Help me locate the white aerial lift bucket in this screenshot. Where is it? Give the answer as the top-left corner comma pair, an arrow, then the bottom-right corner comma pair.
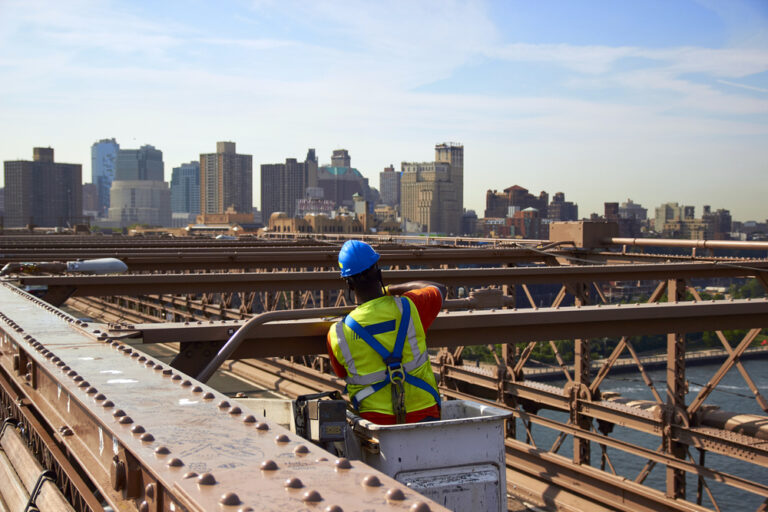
345,400 -> 512,512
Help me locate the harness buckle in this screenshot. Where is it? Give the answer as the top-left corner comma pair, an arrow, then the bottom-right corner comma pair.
386,363 -> 405,383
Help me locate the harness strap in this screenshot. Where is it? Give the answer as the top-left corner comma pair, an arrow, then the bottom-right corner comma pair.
345,351 -> 428,385
343,297 -> 438,416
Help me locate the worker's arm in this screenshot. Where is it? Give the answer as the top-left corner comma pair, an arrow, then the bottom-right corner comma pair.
387,281 -> 446,301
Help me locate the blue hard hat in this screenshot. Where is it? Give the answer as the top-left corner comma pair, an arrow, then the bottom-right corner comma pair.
338,240 -> 380,278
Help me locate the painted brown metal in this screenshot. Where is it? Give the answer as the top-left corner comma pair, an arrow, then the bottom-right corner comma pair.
129,299 -> 768,355
17,261 -> 768,305
0,283 -> 448,512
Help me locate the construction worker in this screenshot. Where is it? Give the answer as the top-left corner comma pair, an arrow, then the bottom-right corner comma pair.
327,240 -> 446,424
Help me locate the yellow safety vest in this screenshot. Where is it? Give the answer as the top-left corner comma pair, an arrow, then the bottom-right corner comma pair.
328,295 -> 440,416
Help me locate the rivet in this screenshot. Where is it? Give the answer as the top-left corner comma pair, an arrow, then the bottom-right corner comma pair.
410,503 -> 431,512
74,376 -> 84,383
239,508 -> 254,512
255,422 -> 269,431
219,492 -> 241,506
56,361 -> 65,367
119,416 -> 133,425
140,433 -> 155,443
139,501 -> 149,512
87,387 -> 97,394
153,364 -> 163,371
386,488 -> 406,501
102,400 -> 114,408
203,392 -> 215,400
181,380 -> 192,387
131,425 -> 146,434
145,361 -> 154,367
67,370 -> 77,377
192,386 -> 203,393
275,434 -> 290,444
303,490 -> 322,502
113,409 -> 126,418
183,472 -> 198,479
171,375 -> 182,381
316,457 -> 328,462
362,475 -> 381,487
218,400 -> 230,409
335,458 -> 352,470
197,473 -> 216,485
167,458 -> 183,468
324,506 -> 343,512
243,415 -> 256,424
145,483 -> 156,500
260,460 -> 278,471
78,381 -> 89,388
229,406 -> 242,415
130,352 -> 139,358
162,369 -> 172,376
155,446 -> 170,456
94,394 -> 106,401
62,366 -> 70,371
284,477 -> 303,489
294,445 -> 310,456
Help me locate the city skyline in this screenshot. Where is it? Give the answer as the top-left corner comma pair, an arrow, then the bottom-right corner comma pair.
0,0 -> 766,221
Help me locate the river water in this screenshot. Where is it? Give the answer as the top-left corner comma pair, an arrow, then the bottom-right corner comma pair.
525,360 -> 768,511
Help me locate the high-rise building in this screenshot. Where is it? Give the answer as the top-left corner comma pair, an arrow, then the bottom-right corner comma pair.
379,165 -> 401,207
115,145 -> 163,181
170,162 -> 201,214
654,202 -> 691,233
317,149 -> 372,209
108,145 -> 170,227
436,143 -> 463,226
619,199 -> 647,221
261,158 -> 307,218
401,143 -> 463,234
548,192 -> 578,221
3,148 -> 82,228
200,142 -> 253,218
604,202 -> 619,222
485,186 -> 548,218
82,183 -> 99,216
702,206 -> 732,240
0,187 -> 4,219
331,149 -> 351,168
305,149 -> 318,189
91,138 -> 119,215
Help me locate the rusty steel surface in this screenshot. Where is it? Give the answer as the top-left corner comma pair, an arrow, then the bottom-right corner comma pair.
0,282 -> 447,512
16,260 -> 768,300
129,299 -> 768,355
3,234 -> 768,512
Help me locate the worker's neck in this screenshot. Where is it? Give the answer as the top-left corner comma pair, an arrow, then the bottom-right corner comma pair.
354,285 -> 385,305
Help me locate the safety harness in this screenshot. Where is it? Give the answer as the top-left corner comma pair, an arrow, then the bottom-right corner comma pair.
341,296 -> 441,423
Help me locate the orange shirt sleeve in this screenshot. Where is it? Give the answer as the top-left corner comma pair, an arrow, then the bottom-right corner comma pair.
402,286 -> 443,331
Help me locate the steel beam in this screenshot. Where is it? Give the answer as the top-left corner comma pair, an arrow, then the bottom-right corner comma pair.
0,283 -> 446,512
129,299 -> 768,358
19,261 -> 768,303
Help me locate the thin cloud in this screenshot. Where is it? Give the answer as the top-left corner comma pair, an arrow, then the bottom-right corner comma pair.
718,79 -> 768,93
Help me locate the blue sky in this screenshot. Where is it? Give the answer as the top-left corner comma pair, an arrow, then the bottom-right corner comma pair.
0,0 -> 766,221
